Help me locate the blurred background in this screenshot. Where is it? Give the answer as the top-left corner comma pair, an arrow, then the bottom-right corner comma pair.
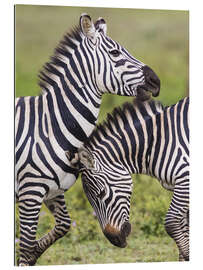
15,5 -> 189,265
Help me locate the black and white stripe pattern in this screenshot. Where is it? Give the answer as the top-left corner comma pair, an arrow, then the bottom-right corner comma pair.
69,97 -> 189,261
15,14 -> 160,266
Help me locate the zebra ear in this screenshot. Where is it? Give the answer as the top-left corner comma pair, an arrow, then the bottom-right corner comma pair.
78,147 -> 95,170
95,17 -> 107,35
80,13 -> 96,41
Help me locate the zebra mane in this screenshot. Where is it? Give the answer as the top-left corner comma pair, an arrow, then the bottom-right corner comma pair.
85,98 -> 164,148
38,25 -> 82,93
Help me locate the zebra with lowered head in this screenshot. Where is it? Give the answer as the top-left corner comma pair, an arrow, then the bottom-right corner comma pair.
68,97 -> 189,261
15,13 -> 160,266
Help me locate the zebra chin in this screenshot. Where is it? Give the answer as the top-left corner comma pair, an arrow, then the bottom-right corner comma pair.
103,222 -> 131,248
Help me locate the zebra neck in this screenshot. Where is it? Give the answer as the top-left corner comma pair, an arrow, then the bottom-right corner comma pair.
117,118 -> 154,176
147,109 -> 167,180
132,132 -> 154,175
44,84 -> 101,151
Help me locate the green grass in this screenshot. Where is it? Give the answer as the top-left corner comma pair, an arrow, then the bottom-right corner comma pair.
15,5 -> 188,265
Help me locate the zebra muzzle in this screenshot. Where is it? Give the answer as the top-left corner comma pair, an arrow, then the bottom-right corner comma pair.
121,221 -> 131,237
138,65 -> 160,98
103,222 -> 131,248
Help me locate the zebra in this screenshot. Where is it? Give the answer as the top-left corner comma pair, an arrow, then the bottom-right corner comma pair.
15,13 -> 160,266
67,97 -> 189,261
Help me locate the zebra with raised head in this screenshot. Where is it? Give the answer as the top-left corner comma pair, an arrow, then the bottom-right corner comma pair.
68,97 -> 189,261
15,13 -> 160,266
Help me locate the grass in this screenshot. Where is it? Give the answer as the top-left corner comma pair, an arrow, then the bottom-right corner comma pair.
15,5 -> 188,265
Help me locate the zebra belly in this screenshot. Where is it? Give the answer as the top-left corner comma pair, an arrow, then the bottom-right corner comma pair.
159,180 -> 174,191
148,172 -> 174,191
45,188 -> 65,200
153,174 -> 174,191
60,173 -> 77,191
45,173 -> 77,200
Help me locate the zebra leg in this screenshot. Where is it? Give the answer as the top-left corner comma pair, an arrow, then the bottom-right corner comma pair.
18,194 -> 44,266
178,209 -> 189,261
165,184 -> 189,261
34,194 -> 71,258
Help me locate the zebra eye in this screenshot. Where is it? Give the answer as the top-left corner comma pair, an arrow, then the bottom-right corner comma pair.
109,49 -> 121,57
97,187 -> 107,200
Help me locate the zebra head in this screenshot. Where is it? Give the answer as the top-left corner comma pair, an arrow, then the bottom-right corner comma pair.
79,14 -> 160,98
67,147 -> 133,248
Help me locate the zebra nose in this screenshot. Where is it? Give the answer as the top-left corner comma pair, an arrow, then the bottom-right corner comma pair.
142,65 -> 160,97
103,229 -> 127,248
103,223 -> 130,248
121,221 -> 131,237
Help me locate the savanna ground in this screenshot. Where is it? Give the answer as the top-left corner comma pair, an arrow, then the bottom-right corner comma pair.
15,5 -> 189,266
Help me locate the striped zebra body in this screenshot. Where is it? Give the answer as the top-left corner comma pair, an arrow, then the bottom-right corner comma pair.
69,97 -> 189,261
15,14 -> 160,266
15,86 -> 97,201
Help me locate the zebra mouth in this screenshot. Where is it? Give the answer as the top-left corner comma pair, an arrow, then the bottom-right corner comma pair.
103,230 -> 127,248
103,222 -> 131,248
130,82 -> 160,101
136,79 -> 160,101
136,86 -> 153,101
137,82 -> 160,97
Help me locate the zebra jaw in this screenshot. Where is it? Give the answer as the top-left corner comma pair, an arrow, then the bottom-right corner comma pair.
130,85 -> 138,96
130,85 -> 152,102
